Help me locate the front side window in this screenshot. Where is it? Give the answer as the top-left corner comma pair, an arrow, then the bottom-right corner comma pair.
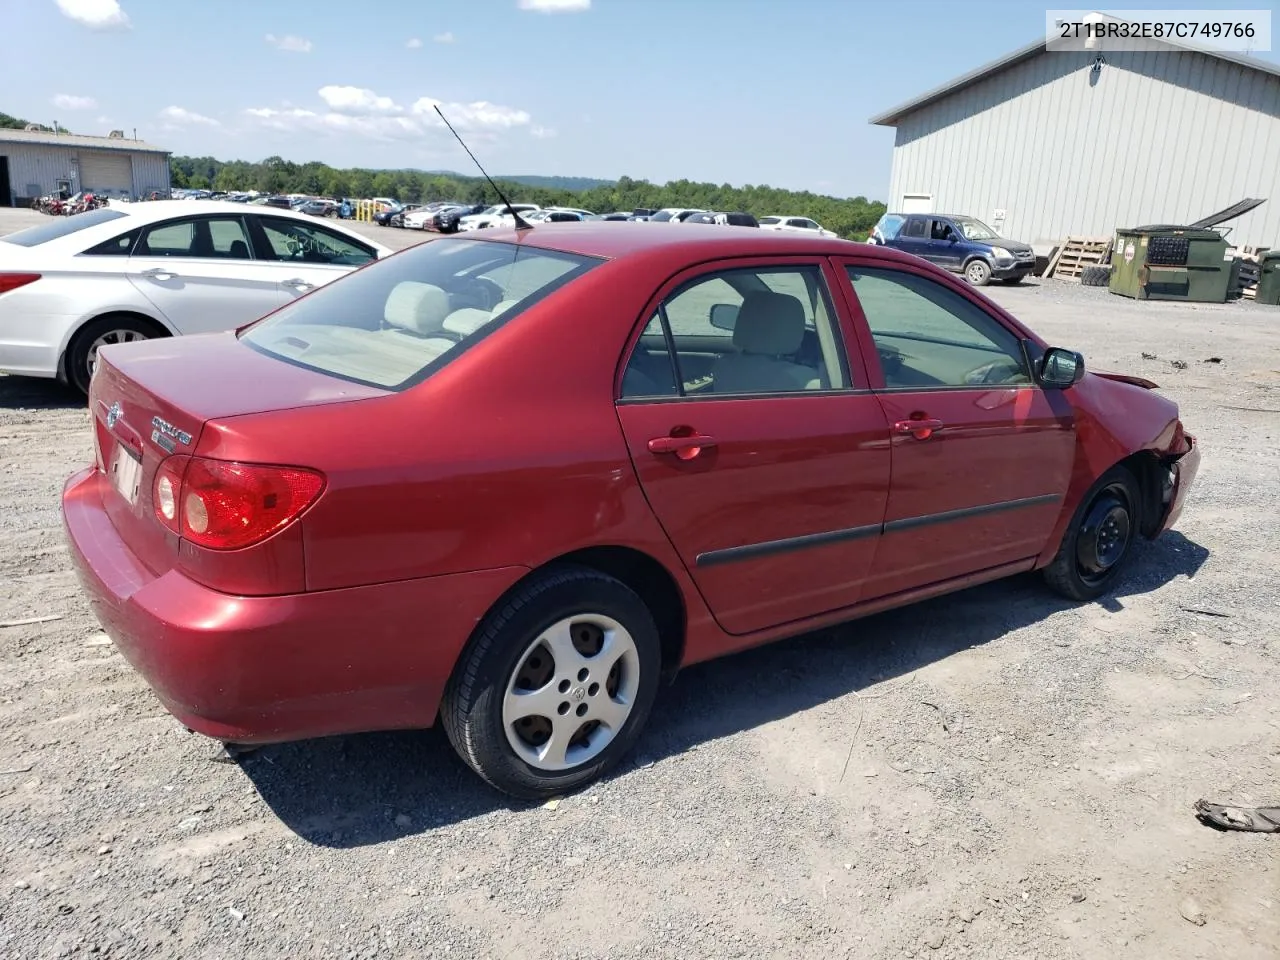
845,266 -> 1030,389
255,216 -> 375,266
620,265 -> 850,399
241,238 -> 600,390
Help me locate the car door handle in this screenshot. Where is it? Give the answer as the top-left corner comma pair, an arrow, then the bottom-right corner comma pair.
648,433 -> 717,459
140,267 -> 176,280
281,278 -> 314,291
893,418 -> 945,440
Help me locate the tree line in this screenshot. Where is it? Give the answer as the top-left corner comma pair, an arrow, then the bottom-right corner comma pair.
170,156 -> 886,240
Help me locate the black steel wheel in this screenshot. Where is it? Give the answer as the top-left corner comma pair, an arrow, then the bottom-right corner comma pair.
1043,465 -> 1141,601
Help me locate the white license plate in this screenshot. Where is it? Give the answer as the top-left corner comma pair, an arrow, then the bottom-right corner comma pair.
110,443 -> 142,505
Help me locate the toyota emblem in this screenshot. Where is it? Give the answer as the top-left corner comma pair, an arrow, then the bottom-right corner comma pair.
106,402 -> 122,429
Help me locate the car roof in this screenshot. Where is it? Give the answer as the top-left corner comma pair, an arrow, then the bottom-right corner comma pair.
450,221 -> 886,262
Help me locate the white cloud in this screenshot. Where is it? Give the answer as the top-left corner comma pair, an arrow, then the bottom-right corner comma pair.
413,98 -> 531,129
518,0 -> 590,11
265,33 -> 313,53
433,31 -> 455,43
318,86 -> 403,115
530,125 -> 556,139
245,89 -> 533,143
158,105 -> 219,126
406,37 -> 423,48
95,115 -> 112,125
55,0 -> 130,29
53,94 -> 98,111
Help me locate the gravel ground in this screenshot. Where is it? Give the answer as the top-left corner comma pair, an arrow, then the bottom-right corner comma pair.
1,207 -> 1278,960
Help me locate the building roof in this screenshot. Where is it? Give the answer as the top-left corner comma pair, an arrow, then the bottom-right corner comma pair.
869,31 -> 1280,127
0,128 -> 170,154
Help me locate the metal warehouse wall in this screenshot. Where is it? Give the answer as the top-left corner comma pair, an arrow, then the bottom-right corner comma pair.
0,143 -> 171,204
886,48 -> 1280,253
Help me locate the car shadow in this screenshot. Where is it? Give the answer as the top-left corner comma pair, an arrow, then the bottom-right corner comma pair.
237,531 -> 1209,847
0,375 -> 83,410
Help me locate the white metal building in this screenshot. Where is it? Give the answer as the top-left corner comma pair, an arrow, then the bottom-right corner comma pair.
870,39 -> 1280,254
0,129 -> 171,207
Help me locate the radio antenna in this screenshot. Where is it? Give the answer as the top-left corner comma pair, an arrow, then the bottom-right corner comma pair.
433,104 -> 532,231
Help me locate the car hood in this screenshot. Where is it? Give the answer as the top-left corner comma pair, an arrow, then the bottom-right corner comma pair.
993,239 -> 1034,255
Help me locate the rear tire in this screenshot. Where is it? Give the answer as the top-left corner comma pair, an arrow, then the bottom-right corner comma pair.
65,314 -> 163,397
441,565 -> 662,800
1043,465 -> 1142,601
964,259 -> 992,286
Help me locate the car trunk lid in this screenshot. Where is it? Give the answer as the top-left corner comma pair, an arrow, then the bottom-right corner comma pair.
88,331 -> 387,576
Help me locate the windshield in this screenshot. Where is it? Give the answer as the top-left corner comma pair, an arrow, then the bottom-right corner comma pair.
758,217 -> 781,225
1,207 -> 128,247
240,238 -> 602,390
954,218 -> 1000,241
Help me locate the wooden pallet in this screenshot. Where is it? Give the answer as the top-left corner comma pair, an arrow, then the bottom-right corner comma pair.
1047,236 -> 1113,281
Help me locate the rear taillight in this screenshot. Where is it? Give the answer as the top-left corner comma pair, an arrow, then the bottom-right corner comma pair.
0,273 -> 41,294
152,456 -> 325,550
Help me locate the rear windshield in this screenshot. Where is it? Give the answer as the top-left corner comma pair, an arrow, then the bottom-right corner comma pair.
1,207 -> 128,247
240,237 -> 601,390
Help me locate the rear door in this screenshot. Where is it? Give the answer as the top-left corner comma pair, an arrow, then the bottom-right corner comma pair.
246,214 -> 379,301
614,257 -> 891,636
126,214 -> 288,333
834,258 -> 1076,598
892,216 -> 931,261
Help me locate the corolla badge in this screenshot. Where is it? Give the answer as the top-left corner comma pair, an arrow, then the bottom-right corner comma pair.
105,402 -> 122,429
150,416 -> 192,453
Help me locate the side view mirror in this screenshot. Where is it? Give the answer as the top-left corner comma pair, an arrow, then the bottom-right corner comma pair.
709,303 -> 739,331
1037,346 -> 1086,388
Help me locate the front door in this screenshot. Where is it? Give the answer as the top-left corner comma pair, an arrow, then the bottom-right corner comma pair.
125,214 -> 288,334
247,214 -> 379,302
927,218 -> 964,271
836,260 -> 1076,598
614,259 -> 891,636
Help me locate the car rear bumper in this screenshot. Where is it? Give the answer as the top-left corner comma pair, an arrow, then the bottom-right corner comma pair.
0,308 -> 76,377
62,466 -> 527,745
1157,433 -> 1201,534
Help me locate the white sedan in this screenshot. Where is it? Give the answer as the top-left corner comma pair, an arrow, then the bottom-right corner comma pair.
758,216 -> 839,239
0,200 -> 392,394
458,204 -> 541,232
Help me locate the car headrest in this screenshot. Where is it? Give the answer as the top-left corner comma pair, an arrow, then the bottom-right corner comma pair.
384,282 -> 450,336
732,291 -> 805,355
490,299 -> 521,318
442,307 -> 493,337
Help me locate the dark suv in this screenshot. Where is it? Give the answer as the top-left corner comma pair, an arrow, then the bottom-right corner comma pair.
868,213 -> 1036,286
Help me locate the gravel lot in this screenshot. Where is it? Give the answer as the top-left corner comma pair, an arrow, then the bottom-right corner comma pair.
1,206 -> 1277,960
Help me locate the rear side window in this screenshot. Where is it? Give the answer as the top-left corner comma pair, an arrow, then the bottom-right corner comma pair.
1,207 -> 127,247
901,218 -> 927,239
240,238 -> 601,390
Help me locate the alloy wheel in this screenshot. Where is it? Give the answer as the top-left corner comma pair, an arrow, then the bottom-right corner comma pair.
87,329 -> 148,378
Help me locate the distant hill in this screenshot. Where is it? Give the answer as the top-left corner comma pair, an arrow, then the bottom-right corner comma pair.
497,174 -> 616,191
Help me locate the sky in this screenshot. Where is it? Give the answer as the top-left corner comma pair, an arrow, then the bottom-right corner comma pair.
2,0 -> 1277,200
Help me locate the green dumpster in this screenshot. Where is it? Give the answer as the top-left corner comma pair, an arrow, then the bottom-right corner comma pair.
1108,226 -> 1234,302
1255,251 -> 1280,306
1108,197 -> 1267,303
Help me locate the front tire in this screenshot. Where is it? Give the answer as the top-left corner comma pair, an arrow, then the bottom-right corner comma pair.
65,314 -> 161,397
441,566 -> 662,800
1043,465 -> 1141,601
964,259 -> 993,286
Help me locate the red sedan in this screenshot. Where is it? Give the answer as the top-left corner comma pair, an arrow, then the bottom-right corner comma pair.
62,223 -> 1199,799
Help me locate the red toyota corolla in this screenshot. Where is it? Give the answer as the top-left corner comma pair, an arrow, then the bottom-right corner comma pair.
62,223 -> 1199,798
